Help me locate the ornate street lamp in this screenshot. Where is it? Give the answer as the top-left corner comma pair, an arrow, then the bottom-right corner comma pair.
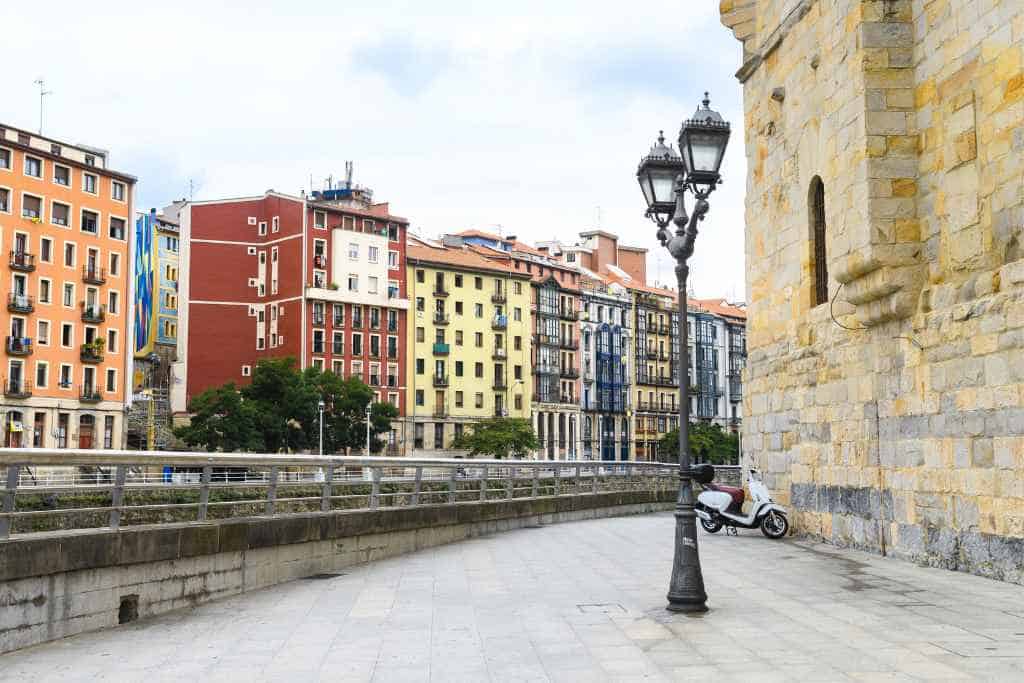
636,92 -> 730,613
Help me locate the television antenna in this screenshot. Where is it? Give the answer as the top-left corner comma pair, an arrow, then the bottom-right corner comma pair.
33,78 -> 52,134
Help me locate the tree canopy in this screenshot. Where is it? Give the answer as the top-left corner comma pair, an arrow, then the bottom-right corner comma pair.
450,417 -> 539,460
175,358 -> 398,453
657,422 -> 739,465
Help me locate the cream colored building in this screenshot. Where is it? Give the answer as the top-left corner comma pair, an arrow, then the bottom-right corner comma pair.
721,0 -> 1024,581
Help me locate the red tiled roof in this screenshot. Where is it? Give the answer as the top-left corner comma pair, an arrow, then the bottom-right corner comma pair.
406,242 -> 527,278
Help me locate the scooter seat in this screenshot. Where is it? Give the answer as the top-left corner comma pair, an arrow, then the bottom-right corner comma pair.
706,483 -> 745,508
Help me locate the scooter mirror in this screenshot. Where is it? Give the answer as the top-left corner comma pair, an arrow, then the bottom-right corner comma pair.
690,463 -> 715,484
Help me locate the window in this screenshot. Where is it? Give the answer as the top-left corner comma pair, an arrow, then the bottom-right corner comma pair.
53,165 -> 70,186
415,390 -> 424,406
108,291 -> 119,314
39,279 -> 51,303
455,330 -> 463,346
37,321 -> 49,345
416,327 -> 425,342
474,332 -> 483,347
106,369 -> 116,392
416,358 -> 425,375
474,362 -> 483,378
0,188 -> 8,213
242,365 -> 252,377
514,335 -> 521,351
348,243 -> 358,259
24,156 -> 42,178
109,253 -> 120,276
416,297 -> 424,312
473,277 -> 482,290
514,282 -> 522,295
333,304 -> 345,326
0,148 -> 9,169
84,154 -> 95,166
454,274 -> 463,288
368,276 -> 378,294
416,270 -> 425,283
81,210 -> 98,234
83,173 -> 97,194
387,223 -> 399,240
352,333 -> 362,355
64,242 -> 75,267
109,217 -> 125,240
362,219 -> 375,233
35,361 -> 47,388
59,364 -> 72,388
272,216 -> 280,232
107,329 -> 118,353
474,303 -> 483,318
22,194 -> 42,219
314,210 -> 326,229
51,202 -> 70,226
455,301 -> 463,315
368,246 -> 379,263
258,221 -> 267,236
513,307 -> 522,322
475,393 -> 484,409
810,176 -> 828,306
348,274 -> 359,291
104,416 -> 115,449
61,323 -> 72,348
112,182 -> 126,201
514,365 -> 522,380
388,250 -> 399,268
63,283 -> 74,307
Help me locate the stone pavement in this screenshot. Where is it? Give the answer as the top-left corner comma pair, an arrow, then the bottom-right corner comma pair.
3,512 -> 1024,682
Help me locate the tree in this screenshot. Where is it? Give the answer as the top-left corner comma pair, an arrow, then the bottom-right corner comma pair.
174,383 -> 263,452
657,422 -> 739,465
450,418 -> 539,460
175,357 -> 399,453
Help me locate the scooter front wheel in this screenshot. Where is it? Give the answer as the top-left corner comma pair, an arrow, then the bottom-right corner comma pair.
700,518 -> 723,533
760,510 -> 789,539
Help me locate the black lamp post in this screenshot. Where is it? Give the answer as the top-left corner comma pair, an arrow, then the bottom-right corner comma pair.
637,93 -> 730,613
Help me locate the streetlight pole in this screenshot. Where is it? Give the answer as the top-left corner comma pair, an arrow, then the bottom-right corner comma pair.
318,399 -> 325,456
365,404 -> 372,455
636,93 -> 730,613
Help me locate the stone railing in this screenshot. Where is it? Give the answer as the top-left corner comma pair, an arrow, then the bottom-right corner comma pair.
0,449 -> 678,539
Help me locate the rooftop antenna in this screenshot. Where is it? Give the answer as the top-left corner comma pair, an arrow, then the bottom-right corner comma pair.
33,78 -> 52,135
345,161 -> 354,190
188,178 -> 195,201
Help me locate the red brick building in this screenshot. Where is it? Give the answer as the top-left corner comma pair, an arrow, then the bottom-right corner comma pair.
172,188 -> 410,453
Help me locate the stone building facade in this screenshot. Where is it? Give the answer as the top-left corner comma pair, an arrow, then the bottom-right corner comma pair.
720,0 -> 1024,582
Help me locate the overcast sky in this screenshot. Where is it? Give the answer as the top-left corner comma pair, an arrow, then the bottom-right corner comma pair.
1,0 -> 747,300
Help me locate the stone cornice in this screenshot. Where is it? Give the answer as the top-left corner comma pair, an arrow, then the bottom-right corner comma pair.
725,0 -> 817,83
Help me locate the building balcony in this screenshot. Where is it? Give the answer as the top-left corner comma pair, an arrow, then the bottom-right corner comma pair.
559,367 -> 579,380
491,315 -> 507,330
7,293 -> 33,314
432,407 -> 447,418
82,265 -> 106,285
559,308 -> 578,321
4,378 -> 31,399
432,342 -> 450,356
491,347 -> 507,361
534,333 -> 559,346
658,324 -> 671,335
491,291 -> 507,304
492,379 -> 507,390
80,342 -> 104,363
6,337 -> 32,356
558,394 -> 575,405
433,311 -> 450,325
433,287 -> 449,298
9,251 -> 35,272
433,374 -> 449,387
559,337 -> 578,350
80,302 -> 105,323
645,350 -> 658,360
80,384 -> 103,403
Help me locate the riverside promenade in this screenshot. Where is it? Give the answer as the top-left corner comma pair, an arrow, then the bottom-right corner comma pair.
3,511 -> 1024,682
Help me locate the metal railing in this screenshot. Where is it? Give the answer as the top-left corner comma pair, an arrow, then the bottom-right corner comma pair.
0,449 -> 678,539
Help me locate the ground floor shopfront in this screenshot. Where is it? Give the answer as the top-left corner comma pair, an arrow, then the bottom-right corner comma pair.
0,400 -> 124,450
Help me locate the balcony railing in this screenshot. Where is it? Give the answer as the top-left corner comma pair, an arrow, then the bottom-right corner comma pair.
82,265 -> 106,285
559,308 -> 578,321
491,315 -> 507,330
80,302 -> 105,323
432,407 -> 448,418
491,348 -> 507,360
491,291 -> 507,304
80,342 -> 104,363
433,287 -> 449,298
9,251 -> 35,272
80,384 -> 103,403
559,367 -> 579,379
432,343 -> 450,355
559,337 -> 578,350
6,337 -> 32,356
7,293 -> 33,314
492,379 -> 507,390
433,311 -> 450,325
433,374 -> 450,387
559,394 -> 575,404
4,378 -> 31,398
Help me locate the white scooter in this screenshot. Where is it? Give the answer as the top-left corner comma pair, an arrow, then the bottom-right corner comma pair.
695,468 -> 789,539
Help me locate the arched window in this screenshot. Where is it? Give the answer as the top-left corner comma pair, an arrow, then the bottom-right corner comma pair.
810,176 -> 828,306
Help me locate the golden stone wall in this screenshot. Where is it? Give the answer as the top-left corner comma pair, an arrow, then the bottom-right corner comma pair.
721,0 -> 1024,582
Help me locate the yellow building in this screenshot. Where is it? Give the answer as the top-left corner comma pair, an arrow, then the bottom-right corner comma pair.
405,238 -> 532,453
629,288 -> 680,461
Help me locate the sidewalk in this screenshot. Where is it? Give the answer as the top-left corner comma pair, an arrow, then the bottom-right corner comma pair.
3,511 -> 1023,681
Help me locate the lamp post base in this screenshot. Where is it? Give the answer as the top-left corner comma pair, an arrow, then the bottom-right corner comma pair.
665,599 -> 709,613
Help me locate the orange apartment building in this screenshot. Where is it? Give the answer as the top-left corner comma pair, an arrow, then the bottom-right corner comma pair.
0,124 -> 134,448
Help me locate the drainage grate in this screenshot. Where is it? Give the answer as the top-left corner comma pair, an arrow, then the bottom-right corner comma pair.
118,595 -> 139,624
305,573 -> 345,580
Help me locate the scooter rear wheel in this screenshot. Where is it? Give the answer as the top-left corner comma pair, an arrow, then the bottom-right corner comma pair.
760,510 -> 789,539
700,518 -> 723,533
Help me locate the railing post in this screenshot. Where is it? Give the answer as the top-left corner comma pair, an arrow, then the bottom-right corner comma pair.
448,467 -> 457,504
554,464 -> 561,496
321,465 -> 334,512
532,466 -> 540,498
506,467 -> 514,499
479,466 -> 488,502
0,464 -> 20,539
109,465 -> 127,529
197,465 -> 212,522
370,467 -> 381,509
575,464 -> 582,495
265,466 -> 279,516
592,463 -> 599,495
412,466 -> 422,506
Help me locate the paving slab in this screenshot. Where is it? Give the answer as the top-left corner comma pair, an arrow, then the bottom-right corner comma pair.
2,511 -> 1024,681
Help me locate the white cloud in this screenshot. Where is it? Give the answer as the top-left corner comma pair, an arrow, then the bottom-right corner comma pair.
0,0 -> 747,300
